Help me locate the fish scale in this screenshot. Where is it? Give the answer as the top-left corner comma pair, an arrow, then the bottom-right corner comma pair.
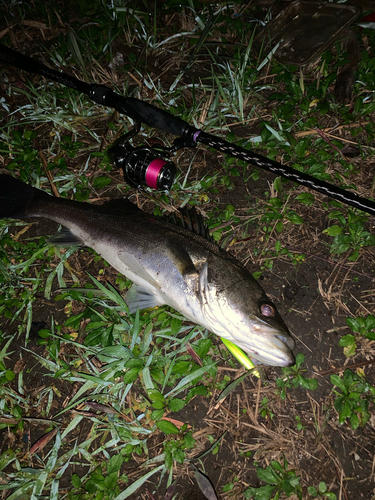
0,174 -> 295,366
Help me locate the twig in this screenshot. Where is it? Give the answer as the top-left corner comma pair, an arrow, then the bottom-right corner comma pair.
370,455 -> 375,483
254,377 -> 261,423
349,292 -> 374,316
34,139 -> 59,197
291,332 -> 312,352
295,121 -> 369,138
315,127 -> 349,162
335,464 -> 348,500
324,131 -> 375,151
316,358 -> 375,376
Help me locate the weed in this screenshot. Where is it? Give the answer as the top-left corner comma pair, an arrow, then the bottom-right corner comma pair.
162,425 -> 196,469
260,397 -> 274,420
222,476 -> 239,492
339,314 -> 375,357
243,457 -> 302,500
323,208 -> 375,260
331,369 -> 375,429
295,415 -> 305,432
262,196 -> 304,230
276,353 -> 318,400
308,481 -> 337,500
206,434 -> 220,455
69,454 -> 126,499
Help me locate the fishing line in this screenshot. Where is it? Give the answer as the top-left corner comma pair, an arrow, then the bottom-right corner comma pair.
1,44 -> 375,217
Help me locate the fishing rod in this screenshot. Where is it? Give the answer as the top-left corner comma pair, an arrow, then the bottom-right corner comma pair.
1,44 -> 375,218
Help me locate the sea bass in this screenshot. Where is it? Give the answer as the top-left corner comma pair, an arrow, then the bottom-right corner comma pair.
0,174 -> 295,366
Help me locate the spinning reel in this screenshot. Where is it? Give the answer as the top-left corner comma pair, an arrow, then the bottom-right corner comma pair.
108,122 -> 195,191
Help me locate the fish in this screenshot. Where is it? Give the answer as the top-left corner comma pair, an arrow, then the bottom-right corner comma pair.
0,174 -> 295,366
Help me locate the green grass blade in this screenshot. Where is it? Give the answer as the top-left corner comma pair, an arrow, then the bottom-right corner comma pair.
165,362 -> 217,398
114,464 -> 164,500
30,470 -> 48,500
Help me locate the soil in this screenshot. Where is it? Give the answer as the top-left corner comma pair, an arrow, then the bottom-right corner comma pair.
0,3 -> 375,500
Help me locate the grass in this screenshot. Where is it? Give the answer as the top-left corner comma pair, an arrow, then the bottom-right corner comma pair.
0,0 -> 375,499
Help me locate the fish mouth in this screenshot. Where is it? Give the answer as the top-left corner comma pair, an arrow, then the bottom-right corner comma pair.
250,349 -> 295,367
200,300 -> 295,367
276,333 -> 295,351
250,347 -> 295,367
234,329 -> 296,367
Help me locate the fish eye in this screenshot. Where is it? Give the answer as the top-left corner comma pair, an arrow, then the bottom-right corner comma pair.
260,303 -> 275,317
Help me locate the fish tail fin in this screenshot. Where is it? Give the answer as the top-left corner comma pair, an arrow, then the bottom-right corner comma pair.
0,174 -> 49,218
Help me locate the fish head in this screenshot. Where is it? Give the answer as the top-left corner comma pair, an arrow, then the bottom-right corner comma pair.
199,256 -> 295,367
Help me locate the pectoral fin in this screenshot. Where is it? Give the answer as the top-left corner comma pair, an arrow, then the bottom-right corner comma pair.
125,284 -> 165,313
48,227 -> 82,246
166,239 -> 200,292
166,239 -> 196,275
118,251 -> 160,289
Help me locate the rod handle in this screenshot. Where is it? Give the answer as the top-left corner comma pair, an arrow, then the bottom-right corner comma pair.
90,85 -> 190,136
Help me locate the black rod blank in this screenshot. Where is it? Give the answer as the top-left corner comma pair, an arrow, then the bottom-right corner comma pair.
194,130 -> 375,217
1,43 -> 374,218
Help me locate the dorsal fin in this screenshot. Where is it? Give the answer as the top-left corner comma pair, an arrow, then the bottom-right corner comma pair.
101,197 -> 214,243
170,206 -> 213,242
